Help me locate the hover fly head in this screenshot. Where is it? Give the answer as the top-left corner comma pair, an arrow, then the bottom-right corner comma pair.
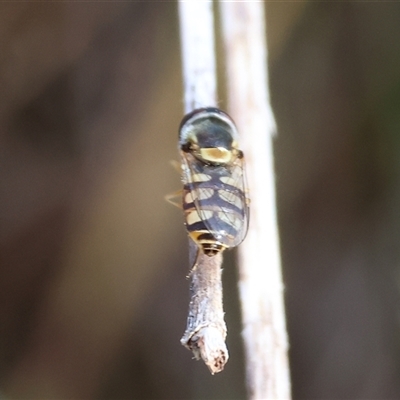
179,108 -> 239,165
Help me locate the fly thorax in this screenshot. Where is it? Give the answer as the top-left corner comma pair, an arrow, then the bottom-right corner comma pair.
199,147 -> 232,164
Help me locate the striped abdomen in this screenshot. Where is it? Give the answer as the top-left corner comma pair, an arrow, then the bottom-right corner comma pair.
183,172 -> 246,256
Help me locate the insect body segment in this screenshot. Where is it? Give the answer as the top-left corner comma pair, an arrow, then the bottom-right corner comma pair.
179,108 -> 249,257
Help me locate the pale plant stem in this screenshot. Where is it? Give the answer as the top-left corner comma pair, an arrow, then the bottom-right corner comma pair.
178,1 -> 217,110
178,1 -> 229,374
220,2 -> 292,399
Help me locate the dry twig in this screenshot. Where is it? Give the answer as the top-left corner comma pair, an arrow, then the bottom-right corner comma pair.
178,1 -> 228,374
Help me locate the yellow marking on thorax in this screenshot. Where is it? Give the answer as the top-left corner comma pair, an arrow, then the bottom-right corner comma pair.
200,147 -> 232,163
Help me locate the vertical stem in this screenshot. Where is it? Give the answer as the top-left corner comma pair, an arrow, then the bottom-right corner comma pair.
178,1 -> 217,111
220,2 -> 291,399
178,1 -> 228,374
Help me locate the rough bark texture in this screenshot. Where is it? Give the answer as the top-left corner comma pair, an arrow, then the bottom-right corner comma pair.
178,2 -> 228,374
180,242 -> 228,374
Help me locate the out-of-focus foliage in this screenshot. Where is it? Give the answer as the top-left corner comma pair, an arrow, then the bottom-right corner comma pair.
0,2 -> 400,399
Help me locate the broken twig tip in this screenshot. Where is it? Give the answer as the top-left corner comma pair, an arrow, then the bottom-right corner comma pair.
181,326 -> 229,374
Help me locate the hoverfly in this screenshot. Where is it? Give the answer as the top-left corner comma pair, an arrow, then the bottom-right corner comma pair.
178,107 -> 250,259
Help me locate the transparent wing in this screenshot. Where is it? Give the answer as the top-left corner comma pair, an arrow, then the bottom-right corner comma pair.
181,152 -> 249,248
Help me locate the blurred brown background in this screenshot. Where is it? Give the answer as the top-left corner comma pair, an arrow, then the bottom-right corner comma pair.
1,2 -> 400,399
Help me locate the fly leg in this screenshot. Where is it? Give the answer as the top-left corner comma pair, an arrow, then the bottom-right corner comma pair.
187,246 -> 201,278
165,190 -> 182,208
